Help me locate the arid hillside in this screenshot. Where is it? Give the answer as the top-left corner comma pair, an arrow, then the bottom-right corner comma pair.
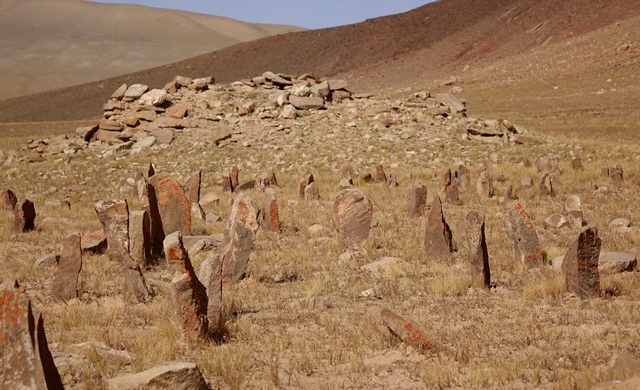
0,0 -> 638,123
0,0 -> 303,100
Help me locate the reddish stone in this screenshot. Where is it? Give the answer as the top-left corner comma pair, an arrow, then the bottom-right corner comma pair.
51,233 -> 82,301
466,210 -> 490,288
2,189 -> 17,211
562,227 -> 601,299
230,165 -> 239,189
476,171 -> 494,200
376,165 -> 387,183
129,210 -> 151,267
186,171 -> 201,206
571,158 -> 583,171
222,175 -> 233,193
380,308 -> 443,353
406,181 -> 427,217
81,230 -> 107,255
264,172 -> 278,187
509,201 -> 543,268
14,199 -> 36,232
262,188 -> 280,232
149,175 -> 191,237
299,174 -> 314,198
539,173 -> 555,196
112,249 -> 152,304
424,195 -> 453,259
332,189 -> 373,247
455,164 -> 471,192
0,281 -> 64,389
93,199 -> 129,254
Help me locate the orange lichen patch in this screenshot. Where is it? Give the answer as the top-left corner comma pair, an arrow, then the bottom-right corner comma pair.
1,282 -> 28,345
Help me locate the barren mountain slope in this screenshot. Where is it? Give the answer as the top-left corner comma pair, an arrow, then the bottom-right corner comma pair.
0,0 -> 303,100
0,0 -> 638,123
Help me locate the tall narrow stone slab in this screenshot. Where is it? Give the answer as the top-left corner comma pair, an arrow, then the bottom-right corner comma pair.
129,210 -> 151,267
206,253 -> 224,336
14,199 -> 36,232
112,249 -> 152,304
424,195 -> 453,259
444,170 -> 462,205
262,188 -> 280,232
466,210 -> 490,288
149,175 -> 191,237
304,182 -> 320,200
332,189 -> 374,247
508,201 -> 543,268
230,165 -> 239,189
455,164 -> 471,192
562,227 -> 601,299
219,194 -> 261,283
1,281 -> 64,389
51,233 -> 82,301
164,232 -> 208,339
376,165 -> 387,183
2,189 -> 17,211
406,181 -> 427,217
140,178 -> 164,260
477,172 -> 494,200
186,171 -> 201,206
93,199 -> 129,254
299,174 -> 314,198
539,174 -> 555,196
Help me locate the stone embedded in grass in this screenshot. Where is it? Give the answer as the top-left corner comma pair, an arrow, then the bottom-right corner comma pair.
376,164 -> 387,183
299,173 -> 314,198
51,232 -> 82,301
536,157 -> 552,174
562,227 -> 602,299
444,168 -> 462,205
13,198 -> 36,232
0,281 -> 64,389
112,249 -> 152,304
387,173 -> 398,187
304,181 -> 320,200
380,308 -> 444,353
571,158 -> 583,170
508,201 -> 543,269
539,173 -> 555,196
148,175 -> 192,238
106,361 -> 208,390
262,188 -> 280,232
81,229 -> 107,255
93,199 -> 129,254
164,232 -> 209,339
230,165 -> 240,189
235,180 -> 256,192
332,189 -> 374,247
406,181 -> 427,217
545,214 -> 568,228
564,195 -> 584,226
455,163 -> 471,192
129,210 -> 151,267
424,194 -> 453,259
476,171 -> 494,200
2,188 -> 17,211
185,170 -> 201,206
466,209 -> 490,288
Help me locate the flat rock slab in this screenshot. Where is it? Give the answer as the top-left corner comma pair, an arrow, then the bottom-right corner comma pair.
107,361 -> 208,390
360,257 -> 408,277
552,251 -> 637,274
380,308 -> 444,353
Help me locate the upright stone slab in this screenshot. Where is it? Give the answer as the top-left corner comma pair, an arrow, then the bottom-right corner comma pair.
164,232 -> 208,339
424,195 -> 453,259
539,174 -> 555,196
93,199 -> 129,254
376,165 -> 387,183
129,210 -> 151,267
2,189 -> 17,211
51,233 -> 82,301
536,157 -> 552,174
1,281 -> 64,390
222,174 -> 233,193
149,175 -> 191,237
331,189 -> 374,247
299,174 -> 314,198
140,178 -> 164,260
476,172 -> 494,200
564,195 -> 584,226
562,227 -> 601,299
406,181 -> 427,217
304,182 -> 320,200
262,188 -> 280,232
455,164 -> 471,192
14,199 -> 36,232
186,171 -> 201,206
508,201 -> 543,268
444,170 -> 462,206
466,210 -> 490,288
112,249 -> 152,304
219,194 -> 261,283
230,165 -> 239,189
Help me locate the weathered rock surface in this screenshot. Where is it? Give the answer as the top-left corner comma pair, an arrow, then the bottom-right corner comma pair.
424,195 -> 453,259
406,181 -> 427,217
149,175 -> 191,238
51,232 -> 82,301
262,188 -> 280,232
331,189 -> 374,247
107,361 -> 208,390
129,210 -> 151,267
14,198 -> 36,232
93,199 -> 129,254
562,227 -> 601,299
380,308 -> 444,353
2,188 -> 17,211
508,201 -> 543,268
466,210 -> 490,288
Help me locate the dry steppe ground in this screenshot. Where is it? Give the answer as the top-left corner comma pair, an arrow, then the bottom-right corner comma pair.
1,72 -> 640,389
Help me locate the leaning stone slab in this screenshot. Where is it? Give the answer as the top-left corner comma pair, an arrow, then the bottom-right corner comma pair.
2,188 -> 17,211
380,308 -> 444,353
0,281 -> 64,389
186,171 -> 201,206
466,210 -> 490,288
107,361 -> 208,390
562,227 -> 601,299
424,195 -> 453,259
93,199 -> 129,254
52,233 -> 82,301
508,201 -> 543,268
14,199 -> 36,232
332,189 -> 374,247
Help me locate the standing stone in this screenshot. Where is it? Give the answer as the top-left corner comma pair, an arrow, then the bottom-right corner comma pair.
376,165 -> 387,183
406,181 -> 427,217
218,194 -> 261,284
263,172 -> 278,187
562,227 -> 601,299
424,195 -> 453,259
539,173 -> 555,196
536,157 -> 552,174
608,164 -> 623,191
564,195 -> 584,226
444,170 -> 462,205
112,249 -> 152,304
2,189 -> 17,211
164,232 -> 208,339
14,199 -> 36,232
51,233 -> 82,301
129,210 -> 151,267
149,175 -> 191,237
222,174 -> 233,193
0,281 -> 64,390
466,210 -> 490,288
262,188 -> 280,232
456,164 -> 471,192
508,201 -> 543,268
477,172 -> 494,199
230,165 -> 239,189
93,199 -> 129,254
571,158 -> 583,171
106,361 -> 208,390
387,173 -> 398,187
186,171 -> 201,206
299,174 -> 314,198
331,189 -> 374,247
304,182 -> 320,200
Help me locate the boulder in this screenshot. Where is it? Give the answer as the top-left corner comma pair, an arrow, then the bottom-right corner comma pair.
107,361 -> 208,390
331,189 -> 374,247
139,89 -> 167,106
